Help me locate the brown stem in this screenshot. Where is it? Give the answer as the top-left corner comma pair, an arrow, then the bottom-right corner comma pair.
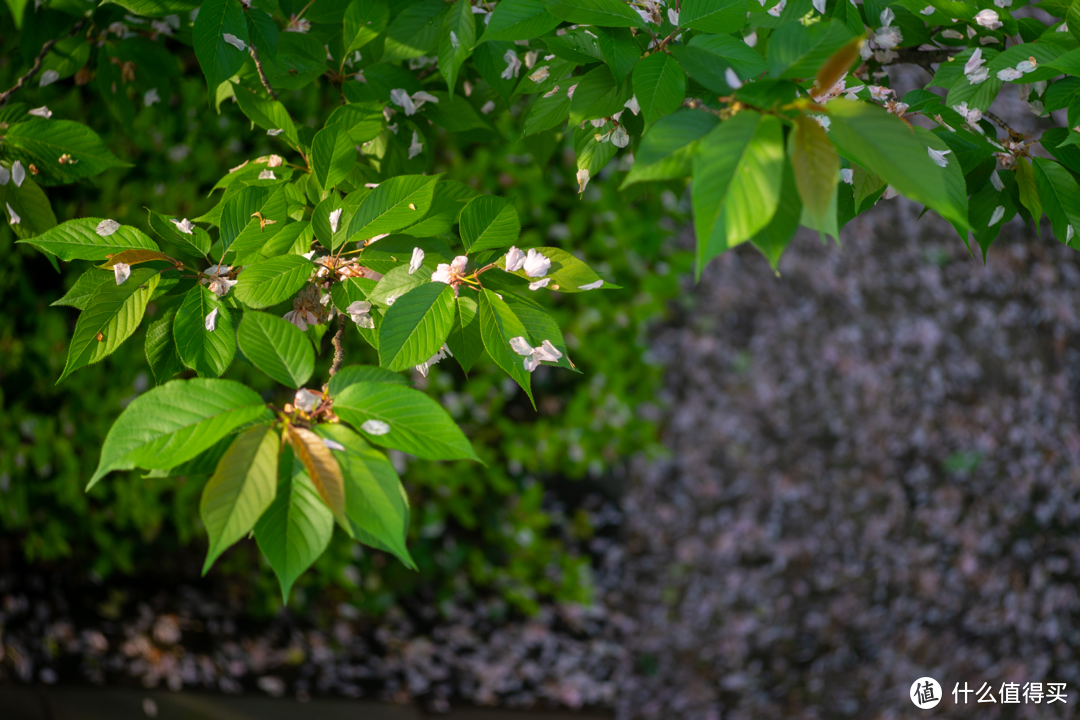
0,20 -> 86,107
882,46 -> 960,75
249,45 -> 279,101
328,316 -> 346,378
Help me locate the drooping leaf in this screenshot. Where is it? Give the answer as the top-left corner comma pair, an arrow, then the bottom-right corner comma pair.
478,288 -> 534,405
88,378 -> 272,488
237,311 -> 315,388
174,284 -> 236,377
334,381 -> 481,461
59,267 -> 159,383
285,425 -> 348,528
438,0 -> 477,94
200,425 -> 279,573
445,296 -> 484,372
145,307 -> 185,385
791,114 -> 839,231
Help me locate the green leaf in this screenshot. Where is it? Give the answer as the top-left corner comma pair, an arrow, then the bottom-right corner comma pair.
312,125 -> 356,191
523,90 -> 573,136
254,444 -> 334,602
667,44 -> 739,95
315,424 -> 416,569
344,0 -> 389,53
18,217 -> 158,261
460,196 -> 521,252
1034,158 -> 1080,246
366,264 -> 429,306
346,174 -> 440,242
219,185 -> 271,253
686,34 -> 768,84
474,41 -> 521,102
0,174 -> 56,240
88,378 -> 272,488
478,288 -> 534,405
1014,156 -> 1043,231
193,0 -> 249,97
328,364 -> 410,396
791,114 -> 839,231
59,267 -> 159,383
596,27 -> 641,84
542,0 -> 646,28
286,425 -> 348,529
228,187 -> 290,261
145,307 -> 185,385
751,159 -> 802,271
378,282 -> 456,371
325,102 -> 385,145
445,296 -> 484,372
621,110 -> 719,187
333,381 -> 481,461
693,112 -> 784,273
569,64 -> 631,124
681,0 -> 749,33
4,120 -> 129,186
99,0 -> 200,16
499,246 -> 613,292
768,20 -> 856,79
502,292 -> 574,371
632,52 -> 686,127
383,0 -> 448,62
254,33 -> 327,91
238,311 -> 315,388
147,209 -> 212,257
200,425 -> 279,574
246,8 -> 279,63
234,254 -> 315,309
438,0 -> 476,94
481,0 -> 562,42
52,269 -> 112,310
233,90 -> 300,149
174,284 -> 236,377
826,99 -> 968,233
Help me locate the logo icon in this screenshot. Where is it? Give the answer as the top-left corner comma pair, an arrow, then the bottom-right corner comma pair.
911,677 -> 943,709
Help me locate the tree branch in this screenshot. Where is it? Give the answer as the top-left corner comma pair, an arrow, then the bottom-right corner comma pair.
883,46 -> 960,76
249,45 -> 279,101
328,316 -> 346,377
0,20 -> 86,107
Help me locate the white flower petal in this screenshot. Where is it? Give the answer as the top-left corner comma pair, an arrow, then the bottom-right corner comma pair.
360,419 -> 391,435
989,205 -> 1005,226
28,106 -> 52,119
143,88 -> 160,107
927,147 -> 951,167
529,278 -> 552,291
96,219 -> 121,236
725,68 -> 743,89
536,339 -> 563,363
12,161 -> 25,188
624,96 -> 641,115
267,128 -> 284,136
6,202 -> 19,225
0,166 -> 9,185
481,100 -> 496,114
329,207 -> 343,234
505,246 -> 526,272
408,130 -> 423,159
222,33 -> 246,51
840,168 -> 854,184
323,438 -> 346,451
576,168 -> 590,193
205,307 -> 219,331
579,280 -> 604,290
39,69 -> 59,87
171,217 -> 195,234
258,169 -> 276,179
990,170 -> 1004,192
409,247 -> 425,275
523,248 -> 551,278
114,262 -> 131,285
509,336 -> 533,356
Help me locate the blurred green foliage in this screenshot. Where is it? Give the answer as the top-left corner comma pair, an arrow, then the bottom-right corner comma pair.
0,15 -> 690,614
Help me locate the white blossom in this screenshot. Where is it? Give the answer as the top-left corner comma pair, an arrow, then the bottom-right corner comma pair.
812,0 -> 825,13
205,307 -> 219,331
523,248 -> 551,278
964,48 -> 985,76
329,208 -> 342,234
96,219 -> 120,236
579,279 -> 604,290
873,26 -> 902,50
609,125 -> 629,148
267,155 -> 283,168
481,100 -> 496,114
879,8 -> 894,25
668,7 -> 680,24
144,88 -> 160,107
5,202 -> 19,225
529,278 -> 552,291
415,344 -> 452,377
576,168 -> 590,193
286,15 -> 310,32
360,419 -> 391,435
28,106 -> 51,118
222,33 -> 246,51
953,102 -> 984,132
432,255 -> 468,284
813,115 -> 831,130
840,168 -> 854,184
767,0 -> 786,17
408,131 -> 424,159
625,96 -> 641,115
258,169 -> 275,179
12,161 -> 25,188
202,265 -> 237,297
294,388 -> 321,413
725,68 -> 743,89
989,206 -> 1005,225
501,49 -> 522,79
409,247 -> 425,275
974,9 -> 1002,29
346,300 -> 374,328
927,147 -> 952,167
389,88 -> 416,115
990,170 -> 1004,191
412,90 -> 439,106
509,337 -> 563,372
39,69 -> 59,87
171,217 -> 195,234
283,309 -> 317,331
505,247 -> 526,272
997,68 -> 1023,81
112,262 -> 131,285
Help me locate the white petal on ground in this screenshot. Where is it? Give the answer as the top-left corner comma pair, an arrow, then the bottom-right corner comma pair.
360,419 -> 391,435
222,33 -> 247,51
409,247 -> 425,275
204,307 -> 219,331
96,219 -> 121,236
114,263 -> 131,285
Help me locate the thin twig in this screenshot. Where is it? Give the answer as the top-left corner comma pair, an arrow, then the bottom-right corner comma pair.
883,46 -> 960,76
328,316 -> 346,377
249,45 -> 278,101
0,20 -> 86,107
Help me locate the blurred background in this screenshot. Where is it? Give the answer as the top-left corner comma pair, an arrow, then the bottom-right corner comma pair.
2,15 -> 1080,720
